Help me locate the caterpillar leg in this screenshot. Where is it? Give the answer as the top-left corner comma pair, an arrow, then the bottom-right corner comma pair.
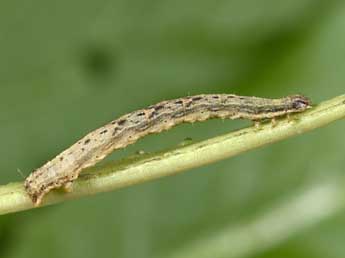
287,114 -> 291,122
287,113 -> 299,124
63,182 -> 74,193
254,121 -> 262,130
271,118 -> 277,128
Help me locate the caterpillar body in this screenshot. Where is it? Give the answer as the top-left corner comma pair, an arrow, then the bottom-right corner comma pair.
24,94 -> 311,206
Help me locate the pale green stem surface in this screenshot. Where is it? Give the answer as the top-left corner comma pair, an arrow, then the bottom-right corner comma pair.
0,95 -> 344,215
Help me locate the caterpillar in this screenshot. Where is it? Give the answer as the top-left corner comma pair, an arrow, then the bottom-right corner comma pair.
24,94 -> 311,206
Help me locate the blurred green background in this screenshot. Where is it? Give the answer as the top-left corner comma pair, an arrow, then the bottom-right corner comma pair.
0,0 -> 344,257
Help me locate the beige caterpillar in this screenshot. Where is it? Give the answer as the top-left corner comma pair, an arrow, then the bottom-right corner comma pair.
24,94 -> 311,206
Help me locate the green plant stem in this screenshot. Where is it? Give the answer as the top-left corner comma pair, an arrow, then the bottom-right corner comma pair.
0,95 -> 344,215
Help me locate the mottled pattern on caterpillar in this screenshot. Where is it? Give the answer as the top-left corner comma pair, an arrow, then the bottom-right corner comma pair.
24,94 -> 311,206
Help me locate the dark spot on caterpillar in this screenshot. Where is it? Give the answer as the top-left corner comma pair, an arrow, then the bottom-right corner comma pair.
137,112 -> 145,117
60,157 -> 64,161
111,121 -> 116,124
175,100 -> 183,105
212,95 -> 219,99
192,96 -> 202,101
149,111 -> 158,119
47,182 -> 54,187
154,105 -> 164,111
112,127 -> 121,136
227,95 -> 235,98
186,101 -> 193,107
100,129 -> 108,134
84,139 -> 91,144
81,148 -> 85,151
117,119 -> 126,126
172,111 -> 185,118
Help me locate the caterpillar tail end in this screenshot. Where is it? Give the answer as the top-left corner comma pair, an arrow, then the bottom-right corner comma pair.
24,180 -> 44,207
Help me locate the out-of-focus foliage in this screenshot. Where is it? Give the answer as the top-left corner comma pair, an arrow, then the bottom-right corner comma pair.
0,1 -> 344,258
